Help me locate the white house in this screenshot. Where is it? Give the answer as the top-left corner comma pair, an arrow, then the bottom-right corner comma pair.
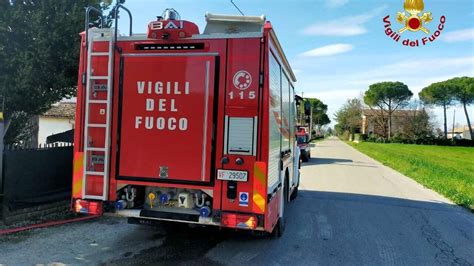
447,125 -> 473,140
38,102 -> 76,145
461,125 -> 473,140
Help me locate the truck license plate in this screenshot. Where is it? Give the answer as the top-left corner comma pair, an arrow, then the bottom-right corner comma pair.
217,170 -> 248,182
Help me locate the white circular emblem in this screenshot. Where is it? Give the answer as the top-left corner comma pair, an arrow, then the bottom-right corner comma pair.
233,70 -> 252,90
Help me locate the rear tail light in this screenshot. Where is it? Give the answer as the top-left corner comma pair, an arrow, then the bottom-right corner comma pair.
221,213 -> 257,229
74,199 -> 103,215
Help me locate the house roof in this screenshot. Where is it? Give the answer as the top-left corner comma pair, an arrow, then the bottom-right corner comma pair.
362,109 -> 424,117
42,102 -> 76,119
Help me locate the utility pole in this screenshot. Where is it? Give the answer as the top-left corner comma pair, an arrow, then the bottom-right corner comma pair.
452,109 -> 456,141
301,91 -> 304,125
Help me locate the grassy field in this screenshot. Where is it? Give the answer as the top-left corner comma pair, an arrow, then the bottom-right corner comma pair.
348,142 -> 474,210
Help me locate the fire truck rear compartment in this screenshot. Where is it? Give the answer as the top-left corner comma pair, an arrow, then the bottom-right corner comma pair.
116,54 -> 217,184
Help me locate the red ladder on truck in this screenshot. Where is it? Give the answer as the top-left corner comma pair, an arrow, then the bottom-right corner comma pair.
82,28 -> 114,200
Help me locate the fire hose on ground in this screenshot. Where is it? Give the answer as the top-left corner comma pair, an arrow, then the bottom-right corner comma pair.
0,215 -> 100,235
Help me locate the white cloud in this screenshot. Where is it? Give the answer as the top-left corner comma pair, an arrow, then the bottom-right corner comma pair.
325,0 -> 349,8
352,57 -> 472,78
293,55 -> 474,127
293,56 -> 474,93
347,57 -> 474,87
302,5 -> 387,36
442,28 -> 474,42
299,44 -> 353,57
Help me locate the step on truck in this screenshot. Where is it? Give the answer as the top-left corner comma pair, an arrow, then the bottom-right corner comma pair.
72,3 -> 300,236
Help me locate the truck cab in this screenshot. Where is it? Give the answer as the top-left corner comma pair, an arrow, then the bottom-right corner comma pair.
296,127 -> 311,162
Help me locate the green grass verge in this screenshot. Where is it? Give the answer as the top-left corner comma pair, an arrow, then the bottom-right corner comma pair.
348,142 -> 474,210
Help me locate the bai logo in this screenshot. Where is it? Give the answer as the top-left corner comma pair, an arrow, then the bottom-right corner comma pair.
150,20 -> 184,30
383,0 -> 446,47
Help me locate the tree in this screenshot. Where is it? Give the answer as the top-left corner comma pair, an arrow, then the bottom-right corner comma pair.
448,77 -> 474,139
400,101 -> 434,141
304,98 -> 331,134
315,113 -> 331,127
334,98 -> 362,140
364,82 -> 413,139
419,82 -> 455,139
306,98 -> 330,124
0,0 -> 112,144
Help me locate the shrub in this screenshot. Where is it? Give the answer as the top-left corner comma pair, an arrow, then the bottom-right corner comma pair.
342,131 -> 350,141
366,135 -> 378,142
354,133 -> 361,142
454,139 -> 474,147
360,134 -> 474,147
313,136 -> 325,141
389,134 -> 405,144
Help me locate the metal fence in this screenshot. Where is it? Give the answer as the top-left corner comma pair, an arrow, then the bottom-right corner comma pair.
1,144 -> 73,220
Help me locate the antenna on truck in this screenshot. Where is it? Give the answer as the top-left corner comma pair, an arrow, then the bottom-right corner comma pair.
230,0 -> 245,16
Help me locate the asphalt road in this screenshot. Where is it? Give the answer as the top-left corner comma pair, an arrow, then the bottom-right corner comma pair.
1,137 -> 473,265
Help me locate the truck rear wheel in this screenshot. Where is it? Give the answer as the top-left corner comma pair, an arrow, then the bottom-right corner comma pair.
273,177 -> 289,237
290,182 -> 299,201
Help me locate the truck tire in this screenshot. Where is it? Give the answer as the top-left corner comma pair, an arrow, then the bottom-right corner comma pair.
290,180 -> 299,201
273,177 -> 289,238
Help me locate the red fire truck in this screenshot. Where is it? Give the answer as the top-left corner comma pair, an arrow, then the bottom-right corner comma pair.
72,4 -> 300,236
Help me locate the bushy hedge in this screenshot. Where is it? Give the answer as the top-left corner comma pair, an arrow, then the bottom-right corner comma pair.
359,134 -> 474,147
313,136 -> 325,141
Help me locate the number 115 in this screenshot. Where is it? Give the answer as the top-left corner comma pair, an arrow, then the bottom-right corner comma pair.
229,91 -> 256,100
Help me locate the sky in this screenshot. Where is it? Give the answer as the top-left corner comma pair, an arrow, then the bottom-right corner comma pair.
118,0 -> 474,129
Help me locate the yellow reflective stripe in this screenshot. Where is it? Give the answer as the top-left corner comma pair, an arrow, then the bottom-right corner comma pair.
72,152 -> 84,197
254,163 -> 265,184
73,178 -> 82,197
252,162 -> 267,213
253,192 -> 265,212
73,155 -> 83,174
